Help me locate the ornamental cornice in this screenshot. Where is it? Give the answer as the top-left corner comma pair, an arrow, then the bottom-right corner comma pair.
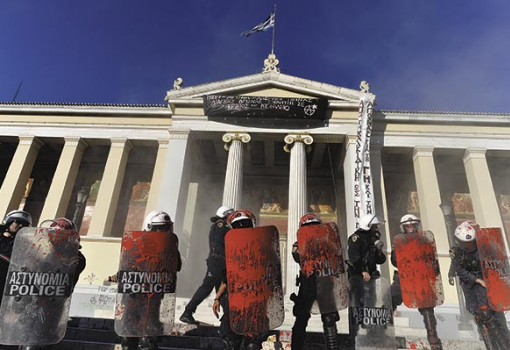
412,146 -> 434,161
18,135 -> 44,149
463,148 -> 487,163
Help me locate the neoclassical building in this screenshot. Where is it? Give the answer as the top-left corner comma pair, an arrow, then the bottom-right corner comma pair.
1,60 -> 509,338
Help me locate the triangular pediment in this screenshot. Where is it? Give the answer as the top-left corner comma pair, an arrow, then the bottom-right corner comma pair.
165,72 -> 371,105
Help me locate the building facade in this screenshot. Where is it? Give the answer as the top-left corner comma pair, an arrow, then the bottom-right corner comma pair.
1,69 -> 509,335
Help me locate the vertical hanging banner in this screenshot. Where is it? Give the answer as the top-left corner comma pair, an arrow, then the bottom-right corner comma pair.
353,96 -> 375,226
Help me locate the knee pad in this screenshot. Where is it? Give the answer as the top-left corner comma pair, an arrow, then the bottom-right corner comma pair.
321,312 -> 340,327
478,307 -> 495,323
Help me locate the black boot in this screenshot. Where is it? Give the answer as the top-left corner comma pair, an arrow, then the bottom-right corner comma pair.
139,336 -> 158,350
420,308 -> 443,350
179,311 -> 199,325
323,325 -> 340,350
121,337 -> 139,350
479,310 -> 510,350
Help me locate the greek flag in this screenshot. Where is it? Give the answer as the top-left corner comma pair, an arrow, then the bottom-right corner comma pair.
241,12 -> 275,37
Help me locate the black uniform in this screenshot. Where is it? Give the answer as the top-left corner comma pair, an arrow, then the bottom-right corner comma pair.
0,224 -> 18,307
347,228 -> 386,341
184,217 -> 229,316
450,246 -> 510,349
390,248 -> 442,350
290,245 -> 340,350
347,228 -> 386,304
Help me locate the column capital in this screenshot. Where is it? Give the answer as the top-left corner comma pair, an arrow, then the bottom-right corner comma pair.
223,132 -> 251,144
223,132 -> 251,151
412,146 -> 434,161
283,134 -> 314,153
168,129 -> 191,140
110,138 -> 133,151
64,137 -> 88,152
18,135 -> 44,150
463,148 -> 487,163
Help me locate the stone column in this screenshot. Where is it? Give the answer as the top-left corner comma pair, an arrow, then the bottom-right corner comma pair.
342,135 -> 358,234
145,139 -> 169,217
412,147 -> 449,249
285,134 -> 313,295
39,137 -> 88,224
88,138 -> 132,237
157,129 -> 192,235
0,136 -> 44,219
222,133 -> 251,209
463,149 -> 506,242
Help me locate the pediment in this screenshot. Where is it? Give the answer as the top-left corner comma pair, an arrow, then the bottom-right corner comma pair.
165,72 -> 372,106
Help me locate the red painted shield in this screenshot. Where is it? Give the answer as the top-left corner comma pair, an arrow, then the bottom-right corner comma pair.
393,230 -> 444,308
0,227 -> 80,346
114,230 -> 179,337
297,222 -> 348,314
476,227 -> 510,311
225,226 -> 284,336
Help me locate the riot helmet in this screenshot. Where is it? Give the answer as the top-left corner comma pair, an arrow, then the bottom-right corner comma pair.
143,210 -> 173,232
358,214 -> 381,231
227,209 -> 256,229
41,217 -> 77,231
3,210 -> 32,233
299,213 -> 322,228
399,214 -> 421,234
216,206 -> 234,219
454,220 -> 479,252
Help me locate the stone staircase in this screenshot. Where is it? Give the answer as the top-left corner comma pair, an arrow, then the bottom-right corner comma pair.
21,287 -> 485,350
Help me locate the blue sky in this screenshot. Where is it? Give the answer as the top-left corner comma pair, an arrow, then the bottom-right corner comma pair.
1,1 -> 509,112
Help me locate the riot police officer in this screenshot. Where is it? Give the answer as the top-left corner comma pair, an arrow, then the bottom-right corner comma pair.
290,213 -> 341,350
450,221 -> 510,349
347,214 -> 386,340
120,211 -> 182,350
18,217 -> 85,350
0,210 -> 32,307
390,214 -> 443,350
180,206 -> 233,325
212,209 -> 261,350
0,210 -> 32,257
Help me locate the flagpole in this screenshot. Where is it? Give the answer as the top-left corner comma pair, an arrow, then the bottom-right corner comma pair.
271,3 -> 276,55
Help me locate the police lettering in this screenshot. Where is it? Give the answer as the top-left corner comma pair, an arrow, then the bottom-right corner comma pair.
118,271 -> 174,294
484,260 -> 510,277
6,271 -> 71,297
305,259 -> 344,278
351,307 -> 392,326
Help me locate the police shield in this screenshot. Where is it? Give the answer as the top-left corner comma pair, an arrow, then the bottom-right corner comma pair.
0,227 -> 79,346
297,222 -> 348,314
225,226 -> 284,336
476,227 -> 510,311
393,230 -> 444,308
114,230 -> 179,337
350,276 -> 396,350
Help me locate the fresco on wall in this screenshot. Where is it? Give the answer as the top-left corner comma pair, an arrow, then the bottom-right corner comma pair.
79,180 -> 101,235
452,193 -> 474,215
123,182 -> 150,233
406,191 -> 420,213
